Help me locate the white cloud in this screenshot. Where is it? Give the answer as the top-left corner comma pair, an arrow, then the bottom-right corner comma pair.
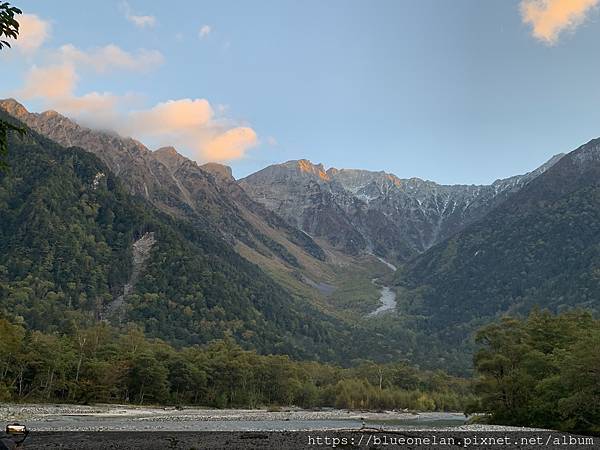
199,25 -> 211,39
203,127 -> 257,160
8,9 -> 256,162
9,14 -> 50,53
19,63 -> 77,99
58,44 -> 164,73
16,69 -> 258,161
124,99 -> 258,161
128,14 -> 156,28
520,0 -> 600,44
120,2 -> 156,28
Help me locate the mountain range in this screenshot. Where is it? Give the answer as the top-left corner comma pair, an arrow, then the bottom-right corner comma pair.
1,98 -> 598,373
394,137 -> 600,346
240,155 -> 563,262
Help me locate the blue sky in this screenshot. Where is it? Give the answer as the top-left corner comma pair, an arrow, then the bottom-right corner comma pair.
3,0 -> 600,184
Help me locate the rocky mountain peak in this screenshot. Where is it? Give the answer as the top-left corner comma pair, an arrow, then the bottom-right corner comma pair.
39,109 -> 62,119
241,154 -> 565,259
154,146 -> 178,156
153,146 -> 184,169
200,162 -> 234,182
0,98 -> 30,119
283,159 -> 331,181
572,138 -> 600,167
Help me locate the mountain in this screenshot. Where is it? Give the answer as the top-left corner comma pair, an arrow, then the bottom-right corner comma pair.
0,105 -> 435,366
393,137 -> 600,350
4,98 -> 592,374
240,156 -> 563,262
0,109 -> 350,358
0,99 -> 338,296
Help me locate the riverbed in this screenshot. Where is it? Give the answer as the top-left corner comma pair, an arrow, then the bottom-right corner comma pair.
0,405 -> 470,432
367,280 -> 397,316
365,256 -> 398,317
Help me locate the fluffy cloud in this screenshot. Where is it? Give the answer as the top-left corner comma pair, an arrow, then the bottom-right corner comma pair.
120,2 -> 156,28
58,44 -> 164,73
17,63 -> 120,123
125,99 -> 258,161
203,127 -> 258,160
16,40 -> 164,116
199,25 -> 211,39
10,14 -> 50,52
127,14 -> 156,28
520,0 -> 600,44
18,70 -> 258,161
19,63 -> 76,99
128,99 -> 213,134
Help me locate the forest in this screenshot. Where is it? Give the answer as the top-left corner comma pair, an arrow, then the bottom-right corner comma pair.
0,315 -> 472,412
1,309 -> 598,436
0,114 -> 353,362
470,309 -> 600,434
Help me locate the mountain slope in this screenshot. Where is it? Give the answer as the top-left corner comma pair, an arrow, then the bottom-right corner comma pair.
394,138 -> 600,347
240,156 -> 563,262
0,110 -> 344,359
1,110 -> 440,365
0,99 -> 328,285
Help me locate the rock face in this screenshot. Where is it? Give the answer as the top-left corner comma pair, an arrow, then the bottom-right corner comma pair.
240,156 -> 563,262
104,232 -> 156,320
200,162 -> 235,182
0,99 -> 326,269
0,98 -> 563,267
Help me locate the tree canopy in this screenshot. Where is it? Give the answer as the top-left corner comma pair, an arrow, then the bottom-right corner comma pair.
0,2 -> 25,171
470,309 -> 600,433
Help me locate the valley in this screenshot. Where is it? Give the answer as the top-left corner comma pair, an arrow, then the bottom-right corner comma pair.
2,0 -> 600,441
1,99 -> 598,374
0,100 -> 599,436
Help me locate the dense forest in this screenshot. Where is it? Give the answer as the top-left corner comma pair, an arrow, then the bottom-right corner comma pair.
0,315 -> 472,411
0,115 -> 341,358
470,309 -> 600,434
2,309 -> 597,436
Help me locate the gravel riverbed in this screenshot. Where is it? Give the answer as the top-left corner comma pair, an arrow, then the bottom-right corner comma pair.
0,403 -> 537,432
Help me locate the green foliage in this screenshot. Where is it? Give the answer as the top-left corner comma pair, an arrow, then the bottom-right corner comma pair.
0,2 -> 21,49
0,120 -> 25,171
471,309 -> 600,433
0,317 -> 471,410
0,2 -> 25,171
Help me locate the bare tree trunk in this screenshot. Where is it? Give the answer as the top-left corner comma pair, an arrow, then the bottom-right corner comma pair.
18,367 -> 23,397
47,369 -> 55,399
75,335 -> 87,382
139,382 -> 145,405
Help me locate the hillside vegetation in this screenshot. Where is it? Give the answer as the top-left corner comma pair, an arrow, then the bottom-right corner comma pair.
470,310 -> 600,434
0,113 -> 345,360
0,317 -> 472,410
393,139 -> 600,364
